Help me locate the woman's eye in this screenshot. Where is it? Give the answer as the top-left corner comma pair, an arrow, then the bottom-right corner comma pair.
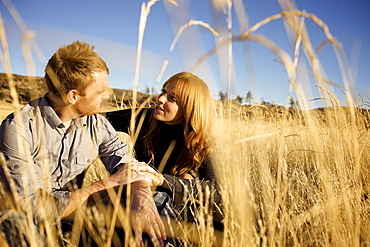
170,96 -> 177,102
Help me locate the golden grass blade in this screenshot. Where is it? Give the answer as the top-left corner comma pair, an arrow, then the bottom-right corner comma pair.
0,13 -> 20,110
156,19 -> 222,85
235,132 -> 278,144
273,58 -> 344,90
2,0 -> 46,64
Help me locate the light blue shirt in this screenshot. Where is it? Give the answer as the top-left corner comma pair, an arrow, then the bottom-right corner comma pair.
0,95 -> 131,218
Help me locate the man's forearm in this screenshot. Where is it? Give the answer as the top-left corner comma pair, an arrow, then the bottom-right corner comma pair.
59,179 -> 108,219
59,163 -> 156,220
130,180 -> 166,246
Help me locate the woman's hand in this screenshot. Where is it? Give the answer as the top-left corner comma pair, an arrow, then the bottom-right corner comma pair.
133,162 -> 164,186
106,162 -> 164,188
174,172 -> 194,206
180,172 -> 194,180
106,162 -> 152,188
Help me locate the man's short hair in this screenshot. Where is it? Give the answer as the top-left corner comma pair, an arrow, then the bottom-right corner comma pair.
44,40 -> 109,97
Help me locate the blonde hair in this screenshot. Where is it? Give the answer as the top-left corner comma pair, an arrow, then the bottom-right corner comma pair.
144,72 -> 213,176
44,40 -> 109,97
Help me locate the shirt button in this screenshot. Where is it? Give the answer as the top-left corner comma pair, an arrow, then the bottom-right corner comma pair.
87,159 -> 91,163
62,159 -> 66,163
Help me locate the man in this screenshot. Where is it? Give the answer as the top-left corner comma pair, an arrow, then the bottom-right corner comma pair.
0,41 -> 166,246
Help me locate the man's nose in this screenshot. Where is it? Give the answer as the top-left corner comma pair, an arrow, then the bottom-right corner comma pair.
103,90 -> 109,100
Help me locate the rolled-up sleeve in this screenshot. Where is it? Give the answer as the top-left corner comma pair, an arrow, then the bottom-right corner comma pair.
96,114 -> 132,174
0,114 -> 50,215
0,112 -> 73,219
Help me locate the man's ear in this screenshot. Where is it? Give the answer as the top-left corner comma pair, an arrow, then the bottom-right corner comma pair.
66,89 -> 78,105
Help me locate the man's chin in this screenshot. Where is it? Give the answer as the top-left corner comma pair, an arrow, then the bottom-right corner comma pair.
85,109 -> 100,116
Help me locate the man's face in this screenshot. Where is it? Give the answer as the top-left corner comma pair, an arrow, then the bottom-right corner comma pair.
74,71 -> 109,116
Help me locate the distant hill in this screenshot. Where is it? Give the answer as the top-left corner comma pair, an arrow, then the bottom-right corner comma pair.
1,73 -> 367,117
0,73 -> 152,108
0,73 -> 47,103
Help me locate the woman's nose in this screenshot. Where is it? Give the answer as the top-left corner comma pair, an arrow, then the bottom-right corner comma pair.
157,94 -> 166,104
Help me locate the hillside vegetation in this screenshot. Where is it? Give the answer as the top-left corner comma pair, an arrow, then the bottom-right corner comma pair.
0,73 -> 150,108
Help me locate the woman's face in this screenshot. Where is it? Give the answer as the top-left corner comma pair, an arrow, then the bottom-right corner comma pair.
153,82 -> 184,125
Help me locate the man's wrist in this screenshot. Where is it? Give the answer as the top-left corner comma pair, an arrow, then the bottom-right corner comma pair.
112,163 -> 124,174
132,179 -> 151,187
159,176 -> 164,186
138,174 -> 153,186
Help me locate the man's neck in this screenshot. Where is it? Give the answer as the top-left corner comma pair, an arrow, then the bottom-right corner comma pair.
46,93 -> 78,123
63,119 -> 73,129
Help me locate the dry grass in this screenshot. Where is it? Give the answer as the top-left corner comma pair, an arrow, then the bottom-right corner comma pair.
2,101 -> 368,246
0,100 -> 19,121
211,103 -> 370,246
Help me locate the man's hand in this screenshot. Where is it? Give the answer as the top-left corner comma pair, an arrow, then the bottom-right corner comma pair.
60,162 -> 159,220
130,180 -> 166,247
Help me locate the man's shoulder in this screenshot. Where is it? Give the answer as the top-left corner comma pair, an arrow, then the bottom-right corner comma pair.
1,98 -> 43,125
83,113 -> 112,129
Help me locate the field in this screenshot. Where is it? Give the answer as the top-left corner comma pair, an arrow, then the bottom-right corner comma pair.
211,104 -> 370,246
1,97 -> 369,247
1,0 -> 370,246
0,100 -> 14,122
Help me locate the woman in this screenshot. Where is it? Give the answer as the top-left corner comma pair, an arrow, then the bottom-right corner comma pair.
106,72 -> 222,225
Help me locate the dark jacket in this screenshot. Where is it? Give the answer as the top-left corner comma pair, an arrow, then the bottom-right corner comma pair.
105,108 -> 222,206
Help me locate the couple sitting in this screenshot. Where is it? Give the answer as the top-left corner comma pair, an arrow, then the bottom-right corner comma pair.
0,41 -> 222,246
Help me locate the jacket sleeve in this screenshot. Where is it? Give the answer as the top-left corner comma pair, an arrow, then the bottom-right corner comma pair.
160,157 -> 222,205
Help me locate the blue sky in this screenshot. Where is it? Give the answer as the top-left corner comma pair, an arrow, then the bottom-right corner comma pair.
1,0 -> 369,109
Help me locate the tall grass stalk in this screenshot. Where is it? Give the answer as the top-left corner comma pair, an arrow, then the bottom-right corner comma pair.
155,19 -> 221,88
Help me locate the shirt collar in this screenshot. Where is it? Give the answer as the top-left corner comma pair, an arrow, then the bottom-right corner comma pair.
40,95 -> 63,128
74,116 -> 87,128
40,94 -> 87,129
